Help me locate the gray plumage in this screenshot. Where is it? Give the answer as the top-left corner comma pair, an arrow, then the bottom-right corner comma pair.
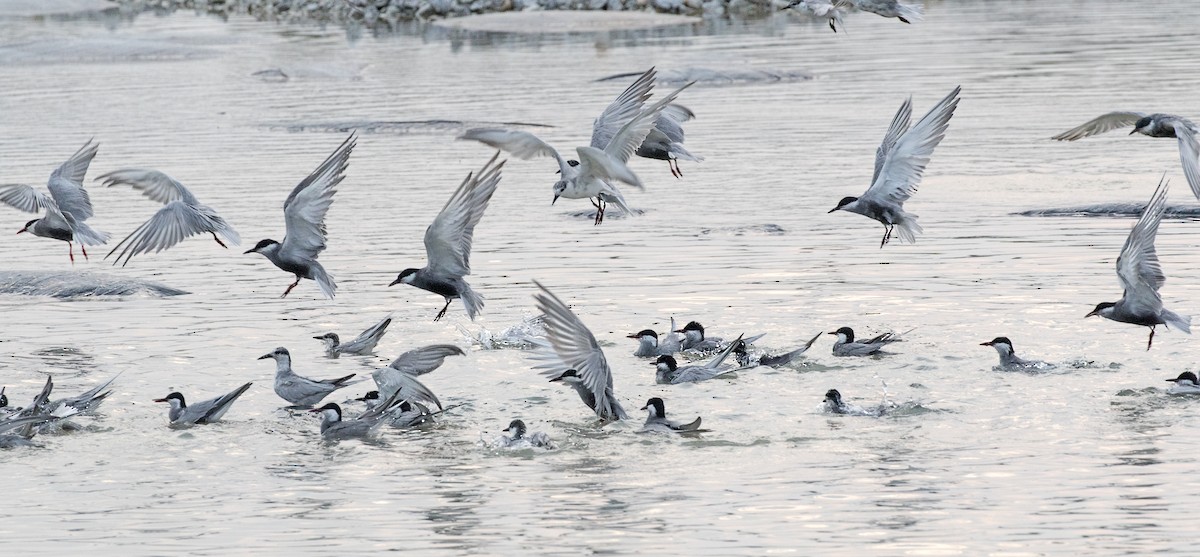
155,382 -> 252,426
639,397 -> 703,433
259,347 -> 357,407
980,337 -> 1048,371
389,153 -> 503,321
654,334 -> 743,384
852,0 -> 923,23
97,168 -> 240,266
627,317 -> 683,358
635,104 -> 704,178
499,418 -> 554,448
1053,113 -> 1200,201
735,332 -> 823,367
829,326 -> 902,356
371,344 -> 465,410
358,391 -> 436,428
310,390 -> 403,440
314,315 -> 392,358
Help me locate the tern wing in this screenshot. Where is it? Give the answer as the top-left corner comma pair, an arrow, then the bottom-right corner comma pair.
872,97 -> 912,185
106,201 -> 238,266
198,382 -> 252,423
345,316 -> 392,350
94,168 -> 197,205
371,367 -> 442,409
590,67 -> 657,151
280,134 -> 355,262
1173,123 -> 1200,202
424,153 -> 504,278
602,81 -> 695,166
530,280 -> 627,421
388,344 -> 465,376
46,140 -> 100,222
458,128 -> 569,175
0,184 -> 52,213
861,85 -> 960,207
1051,112 -> 1147,141
1116,177 -> 1169,316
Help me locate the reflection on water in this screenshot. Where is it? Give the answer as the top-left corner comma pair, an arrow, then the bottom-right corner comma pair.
3,0 -> 1200,555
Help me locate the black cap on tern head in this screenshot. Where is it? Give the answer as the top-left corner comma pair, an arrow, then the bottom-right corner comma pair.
828,327 -> 855,341
17,218 -> 37,234
981,336 -> 1012,347
154,392 -> 186,406
356,390 -> 381,402
829,196 -> 858,213
1166,371 -> 1200,384
244,238 -> 278,254
654,355 -> 678,370
504,419 -> 527,437
628,329 -> 658,339
675,321 -> 704,335
309,402 -> 342,419
1085,302 -> 1116,318
641,397 -> 666,416
824,389 -> 842,404
1133,116 -> 1152,132
390,268 -> 418,287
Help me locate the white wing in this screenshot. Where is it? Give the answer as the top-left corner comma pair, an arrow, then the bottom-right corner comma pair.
46,139 -> 100,222
1173,123 -> 1200,202
0,184 -> 52,213
424,152 -> 504,278
603,81 -> 695,165
1116,177 -> 1169,317
529,280 -> 624,421
860,86 -> 960,206
388,344 -> 465,376
280,134 -> 355,262
458,128 -> 569,175
95,168 -> 197,205
575,146 -> 642,190
105,201 -> 238,266
872,97 -> 912,185
371,367 -> 443,409
1051,111 -> 1146,141
590,67 -> 656,150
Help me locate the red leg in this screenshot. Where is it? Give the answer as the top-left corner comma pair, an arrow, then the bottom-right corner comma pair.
211,232 -> 228,249
68,243 -> 75,264
1147,326 -> 1155,351
81,244 -> 89,261
281,277 -> 300,298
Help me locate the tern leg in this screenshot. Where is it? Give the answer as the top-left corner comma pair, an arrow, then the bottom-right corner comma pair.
68,242 -> 75,264
899,16 -> 911,24
1147,326 -> 1156,351
281,277 -> 301,298
434,298 -> 453,321
879,225 -> 893,249
211,232 -> 228,249
595,198 -> 607,225
829,19 -> 837,32
669,159 -> 682,179
80,244 -> 89,261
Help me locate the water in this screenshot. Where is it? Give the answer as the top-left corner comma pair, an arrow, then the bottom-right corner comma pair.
3,1 -> 1200,554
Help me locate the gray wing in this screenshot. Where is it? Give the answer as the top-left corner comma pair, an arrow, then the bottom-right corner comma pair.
1173,123 -> 1200,202
106,201 -> 239,266
458,128 -> 570,175
1051,112 -> 1147,141
530,281 -> 627,421
280,134 -> 355,262
94,168 -> 198,205
388,344 -> 465,376
1116,177 -> 1169,316
198,382 -> 252,423
46,139 -> 99,221
424,153 -> 504,278
371,367 -> 443,409
342,316 -> 392,352
601,81 -> 695,165
0,184 -> 52,213
703,333 -> 743,369
872,97 -> 912,184
590,67 -> 657,150
861,86 -> 960,206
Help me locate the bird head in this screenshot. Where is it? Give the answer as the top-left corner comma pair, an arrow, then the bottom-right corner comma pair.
674,321 -> 705,340
503,419 -> 527,439
16,219 -> 37,235
627,329 -> 659,342
314,332 -> 340,344
1085,302 -> 1116,318
1166,372 -> 1200,385
640,397 -> 666,418
1132,116 -> 1153,135
153,392 -> 186,408
551,181 -> 567,205
243,238 -> 279,255
829,196 -> 858,213
824,389 -> 843,407
257,347 -> 290,362
828,327 -> 855,343
653,355 -> 678,372
309,402 -> 342,421
389,268 -> 418,287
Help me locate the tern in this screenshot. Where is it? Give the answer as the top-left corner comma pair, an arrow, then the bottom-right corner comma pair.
734,332 -> 823,367
498,419 -> 554,448
639,397 -> 704,433
0,139 -> 110,262
1085,178 -> 1191,350
636,105 -> 704,178
389,153 -> 503,321
627,317 -> 682,357
371,344 -> 465,410
823,389 -> 849,414
530,280 -> 629,421
314,315 -> 392,358
1165,372 -> 1200,395
154,382 -> 252,426
258,347 -> 357,407
828,326 -> 902,356
356,391 -> 436,428
95,168 -> 240,266
244,134 -> 355,299
459,68 -> 695,224
784,0 -> 850,33
654,334 -> 743,384
852,0 -> 923,24
675,321 -> 765,353
980,337 -> 1048,371
1052,113 -> 1200,201
310,390 -> 402,440
828,86 -> 961,248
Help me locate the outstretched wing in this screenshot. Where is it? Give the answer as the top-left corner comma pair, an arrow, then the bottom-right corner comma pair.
590,67 -> 657,151
46,139 -> 100,222
861,86 -> 960,206
388,344 -> 465,376
1116,177 -> 1169,317
105,201 -> 236,266
95,168 -> 197,205
530,280 -> 625,421
424,152 -> 504,278
1173,123 -> 1200,202
0,184 -> 52,213
872,97 -> 912,185
280,134 -> 355,262
1051,112 -> 1146,141
458,128 -> 569,175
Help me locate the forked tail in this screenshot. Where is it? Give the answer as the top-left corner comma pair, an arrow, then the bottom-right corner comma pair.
310,263 -> 337,299
893,213 -> 924,244
460,282 -> 485,321
1163,308 -> 1192,334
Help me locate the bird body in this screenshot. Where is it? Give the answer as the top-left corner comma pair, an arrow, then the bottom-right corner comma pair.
310,391 -> 402,440
259,347 -> 357,407
980,337 -> 1048,371
154,383 -> 252,426
314,315 -> 392,357
371,344 -> 465,410
852,0 -> 923,23
498,419 -> 554,448
829,326 -> 902,356
735,332 -> 823,367
639,397 -> 704,434
654,334 -> 743,384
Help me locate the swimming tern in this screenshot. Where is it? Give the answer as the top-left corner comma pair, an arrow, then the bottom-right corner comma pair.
498,419 -> 554,448
389,153 -> 503,321
530,280 -> 629,421
654,334 -> 743,384
1085,177 -> 1191,350
627,317 -> 682,357
1165,372 -> 1200,395
310,390 -> 403,440
639,397 -> 704,434
95,168 -> 240,266
734,332 -> 823,367
980,337 -> 1048,371
829,326 -> 904,356
1052,113 -> 1200,201
154,382 -> 252,426
258,347 -> 358,407
372,344 -> 465,410
244,134 -> 355,299
0,139 -> 110,262
829,86 -> 961,248
314,315 -> 392,358
356,391 -> 436,428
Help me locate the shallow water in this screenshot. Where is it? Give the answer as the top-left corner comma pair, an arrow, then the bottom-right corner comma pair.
3,1 -> 1200,555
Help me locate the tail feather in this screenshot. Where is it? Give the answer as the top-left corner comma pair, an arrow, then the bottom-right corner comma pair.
893,214 -> 923,244
310,263 -> 337,299
1164,309 -> 1192,334
897,2 -> 924,22
668,144 -> 704,163
460,282 -> 485,321
71,219 -> 110,246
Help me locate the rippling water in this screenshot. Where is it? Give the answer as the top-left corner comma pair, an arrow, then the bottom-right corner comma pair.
3,1 -> 1200,554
